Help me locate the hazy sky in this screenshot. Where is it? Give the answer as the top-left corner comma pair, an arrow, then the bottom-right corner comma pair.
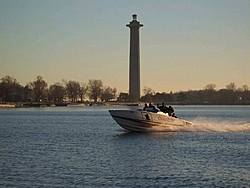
1,0 -> 249,93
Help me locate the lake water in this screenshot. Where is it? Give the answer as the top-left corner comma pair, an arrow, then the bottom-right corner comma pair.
0,105 -> 250,187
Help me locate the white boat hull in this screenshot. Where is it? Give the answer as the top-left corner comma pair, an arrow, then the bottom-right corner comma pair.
109,110 -> 193,132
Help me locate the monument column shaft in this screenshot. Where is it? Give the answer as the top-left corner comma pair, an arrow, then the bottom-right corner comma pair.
129,28 -> 140,101
127,15 -> 143,102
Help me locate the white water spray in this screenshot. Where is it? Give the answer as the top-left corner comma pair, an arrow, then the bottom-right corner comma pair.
178,117 -> 250,132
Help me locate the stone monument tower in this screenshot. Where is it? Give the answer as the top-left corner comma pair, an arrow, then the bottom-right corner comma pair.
126,14 -> 143,102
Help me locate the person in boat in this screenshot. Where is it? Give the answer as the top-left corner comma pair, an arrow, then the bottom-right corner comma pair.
143,103 -> 148,111
149,103 -> 154,108
158,103 -> 169,114
168,105 -> 177,118
149,103 -> 157,111
143,103 -> 158,112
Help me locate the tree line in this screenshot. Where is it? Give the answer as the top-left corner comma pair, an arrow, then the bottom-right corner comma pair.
0,75 -> 117,104
141,83 -> 250,105
1,75 -> 250,104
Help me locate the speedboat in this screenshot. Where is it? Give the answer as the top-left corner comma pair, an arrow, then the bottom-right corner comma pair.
109,109 -> 193,132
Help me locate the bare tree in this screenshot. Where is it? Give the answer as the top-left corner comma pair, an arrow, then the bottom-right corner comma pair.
203,84 -> 217,103
49,82 -> 65,102
101,86 -> 117,102
23,84 -> 32,102
0,75 -> 22,102
143,87 -> 155,95
226,82 -> 237,91
241,85 -> 249,91
64,80 -> 80,103
204,84 -> 216,91
238,85 -> 250,103
30,76 -> 48,102
88,79 -> 103,103
142,87 -> 155,102
78,83 -> 88,102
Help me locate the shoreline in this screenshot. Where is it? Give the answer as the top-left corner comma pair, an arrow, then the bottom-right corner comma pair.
1,102 -> 250,108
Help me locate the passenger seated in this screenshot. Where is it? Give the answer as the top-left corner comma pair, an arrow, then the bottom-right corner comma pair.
158,103 -> 169,114
168,106 -> 177,118
143,103 -> 158,112
149,103 -> 155,108
143,103 -> 148,111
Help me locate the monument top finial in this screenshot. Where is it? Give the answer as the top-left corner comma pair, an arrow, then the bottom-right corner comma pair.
132,14 -> 137,20
126,14 -> 143,28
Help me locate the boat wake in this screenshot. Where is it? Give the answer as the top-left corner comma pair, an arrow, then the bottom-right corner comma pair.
179,117 -> 250,132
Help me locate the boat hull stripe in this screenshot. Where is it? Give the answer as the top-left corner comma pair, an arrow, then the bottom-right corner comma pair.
111,115 -> 162,127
